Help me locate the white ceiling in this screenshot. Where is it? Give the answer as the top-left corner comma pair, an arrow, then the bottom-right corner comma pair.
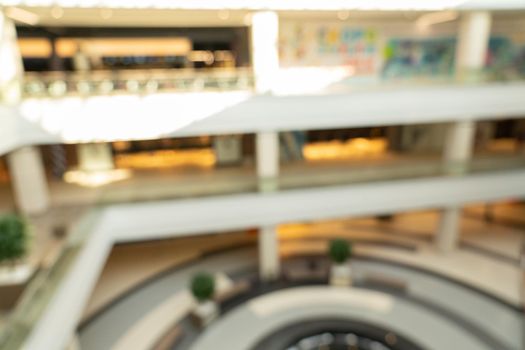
6,5 -> 524,28
9,8 -> 252,27
3,0 -> 525,11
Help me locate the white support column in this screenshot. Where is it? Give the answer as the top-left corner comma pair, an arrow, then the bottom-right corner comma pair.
77,143 -> 114,172
438,120 -> 474,252
250,11 -> 279,94
8,146 -> 50,215
256,131 -> 279,192
2,12 -> 49,215
443,120 -> 476,173
436,207 -> 461,253
258,226 -> 280,281
213,135 -> 242,166
435,11 -> 492,252
448,11 -> 487,158
455,11 -> 492,82
0,10 -> 23,105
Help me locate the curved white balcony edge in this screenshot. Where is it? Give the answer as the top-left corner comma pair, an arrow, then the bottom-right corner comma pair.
1,83 -> 525,155
23,169 -> 525,350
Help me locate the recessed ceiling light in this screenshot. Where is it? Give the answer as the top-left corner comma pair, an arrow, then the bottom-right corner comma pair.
217,10 -> 230,20
243,13 -> 252,26
337,10 -> 350,20
51,6 -> 64,19
100,8 -> 113,19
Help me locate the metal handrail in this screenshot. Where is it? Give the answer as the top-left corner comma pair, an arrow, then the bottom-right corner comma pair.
23,67 -> 255,97
0,210 -> 101,350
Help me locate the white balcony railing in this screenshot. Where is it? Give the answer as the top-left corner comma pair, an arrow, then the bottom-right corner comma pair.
23,68 -> 254,98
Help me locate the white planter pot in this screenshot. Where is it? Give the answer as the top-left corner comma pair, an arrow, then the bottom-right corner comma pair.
0,263 -> 32,286
330,263 -> 352,287
193,300 -> 218,327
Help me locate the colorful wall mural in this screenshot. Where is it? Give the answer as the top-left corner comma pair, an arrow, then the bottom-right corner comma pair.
486,37 -> 525,78
381,38 -> 456,79
279,23 -> 378,75
279,20 -> 525,80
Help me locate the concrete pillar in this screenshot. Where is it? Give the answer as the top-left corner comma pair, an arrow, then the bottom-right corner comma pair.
256,132 -> 279,192
475,121 -> 495,151
455,11 -> 492,82
436,207 -> 461,252
7,147 -> 50,215
250,11 -> 279,94
435,12 -> 491,252
213,135 -> 242,166
258,226 -> 280,281
443,120 -> 476,173
437,121 -> 474,251
77,143 -> 114,172
0,10 -> 24,105
400,124 -> 447,154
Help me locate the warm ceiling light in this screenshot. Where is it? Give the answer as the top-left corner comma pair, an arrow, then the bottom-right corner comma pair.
337,10 -> 350,20
56,38 -> 191,57
5,7 -> 39,26
217,9 -> 230,20
18,38 -> 52,57
50,6 -> 64,19
242,13 -> 252,26
64,169 -> 132,188
100,8 -> 113,19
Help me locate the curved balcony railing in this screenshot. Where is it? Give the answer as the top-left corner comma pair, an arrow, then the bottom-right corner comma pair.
0,210 -> 100,350
21,65 -> 525,99
22,68 -> 255,98
0,153 -> 524,349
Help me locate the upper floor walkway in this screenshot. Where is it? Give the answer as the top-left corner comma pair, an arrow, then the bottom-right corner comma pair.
2,81 -> 525,156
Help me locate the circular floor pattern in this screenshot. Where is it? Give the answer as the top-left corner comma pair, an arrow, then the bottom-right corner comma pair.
251,318 -> 424,350
190,286 -> 495,350
79,250 -> 522,350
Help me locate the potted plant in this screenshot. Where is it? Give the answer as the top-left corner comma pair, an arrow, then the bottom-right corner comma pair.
0,214 -> 29,267
328,239 -> 352,286
190,272 -> 218,327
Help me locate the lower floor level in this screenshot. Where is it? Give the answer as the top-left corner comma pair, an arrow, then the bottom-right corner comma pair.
72,203 -> 525,350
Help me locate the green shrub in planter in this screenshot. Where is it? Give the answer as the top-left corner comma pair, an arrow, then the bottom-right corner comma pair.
329,239 -> 351,264
191,273 -> 215,302
0,214 -> 29,264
